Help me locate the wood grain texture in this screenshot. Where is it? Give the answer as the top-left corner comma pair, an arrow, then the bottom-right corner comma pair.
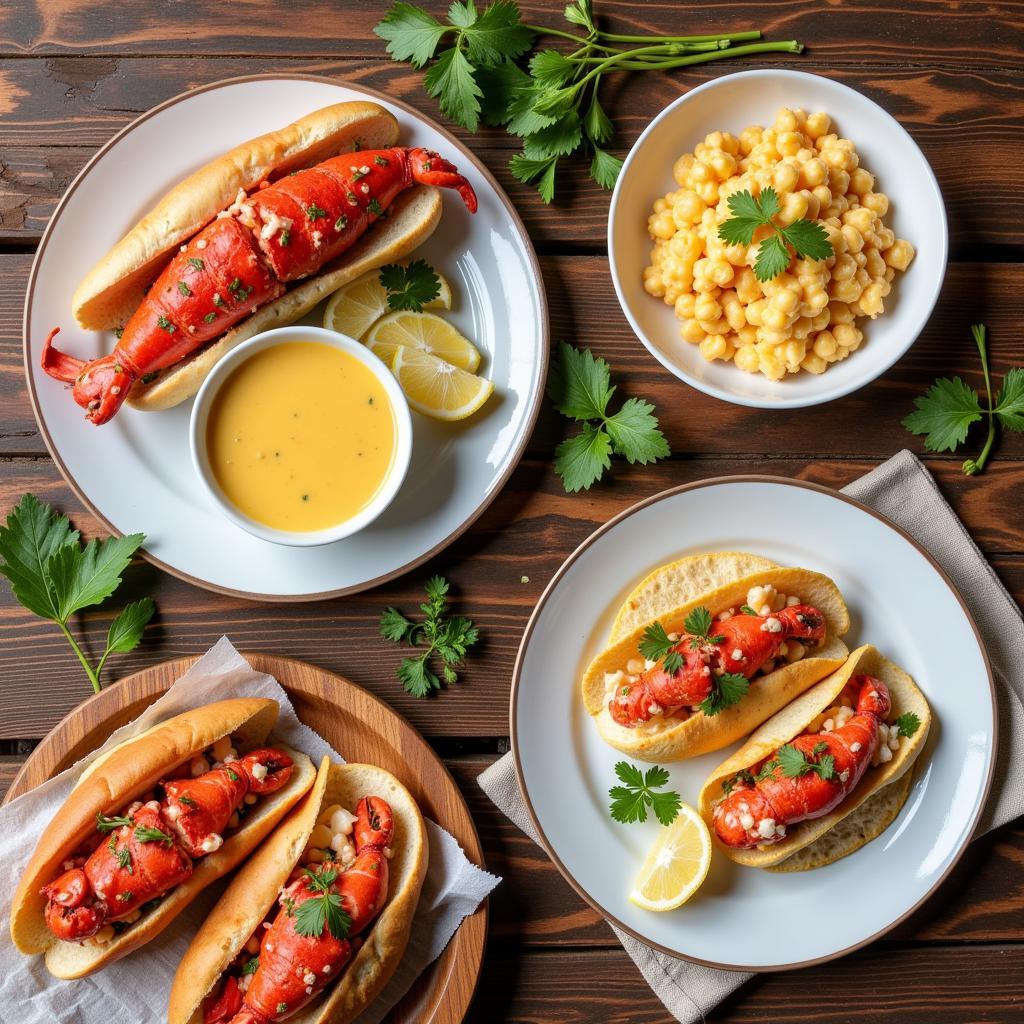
4,654 -> 487,1024
0,65 -> 1022,249
7,254 -> 1024,458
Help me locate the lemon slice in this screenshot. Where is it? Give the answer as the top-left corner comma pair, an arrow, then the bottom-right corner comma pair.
391,348 -> 494,421
323,268 -> 452,340
629,804 -> 712,912
366,311 -> 480,372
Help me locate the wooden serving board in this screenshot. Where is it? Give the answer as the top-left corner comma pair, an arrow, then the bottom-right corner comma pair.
5,653 -> 488,1024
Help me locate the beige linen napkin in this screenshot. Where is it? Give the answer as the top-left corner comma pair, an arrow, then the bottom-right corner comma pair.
478,449 -> 1024,1023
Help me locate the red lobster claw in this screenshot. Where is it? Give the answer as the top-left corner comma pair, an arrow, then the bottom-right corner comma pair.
407,148 -> 478,213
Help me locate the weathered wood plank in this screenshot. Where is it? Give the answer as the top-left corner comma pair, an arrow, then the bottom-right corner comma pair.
0,454 -> 1021,738
470,945 -> 1024,1022
0,60 -> 1021,249
5,253 -> 1024,462
2,1 -> 1022,69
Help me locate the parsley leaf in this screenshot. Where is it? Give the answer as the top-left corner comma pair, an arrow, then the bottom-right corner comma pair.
698,672 -> 749,717
682,606 -> 724,647
547,343 -> 668,491
589,147 -> 623,190
775,743 -> 837,781
523,111 -> 582,160
374,2 -> 448,67
379,576 -> 479,697
96,813 -> 133,833
904,323 -> 1022,475
425,46 -> 483,132
903,377 -> 983,452
241,956 -> 260,976
638,621 -> 683,676
0,494 -> 153,694
583,92 -> 613,145
134,824 -> 174,845
509,153 -> 558,204
718,187 -> 833,282
293,868 -> 352,941
608,761 -> 682,826
740,604 -> 758,616
378,259 -> 442,312
895,712 -> 922,738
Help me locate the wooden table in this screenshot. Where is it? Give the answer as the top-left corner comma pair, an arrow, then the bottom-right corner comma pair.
2,2 -> 1022,1020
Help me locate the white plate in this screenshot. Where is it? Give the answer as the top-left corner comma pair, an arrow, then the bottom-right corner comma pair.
608,69 -> 947,408
512,477 -> 994,970
24,74 -> 547,600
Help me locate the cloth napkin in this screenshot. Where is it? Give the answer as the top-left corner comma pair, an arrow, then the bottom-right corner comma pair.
0,637 -> 499,1024
479,449 -> 1024,1023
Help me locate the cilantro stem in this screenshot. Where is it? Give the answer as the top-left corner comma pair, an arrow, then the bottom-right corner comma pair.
965,323 -> 997,475
601,30 -> 763,43
57,620 -> 102,694
523,24 -> 590,44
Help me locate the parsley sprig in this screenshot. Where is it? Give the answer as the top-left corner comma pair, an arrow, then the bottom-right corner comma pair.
548,342 -> 669,492
759,741 -> 837,783
608,761 -> 681,826
375,1 -> 802,202
718,187 -> 833,282
903,324 -> 1023,475
682,607 -> 725,649
0,494 -> 155,694
379,259 -> 442,312
379,576 -> 480,697
638,621 -> 683,676
293,868 -> 352,941
895,712 -> 921,739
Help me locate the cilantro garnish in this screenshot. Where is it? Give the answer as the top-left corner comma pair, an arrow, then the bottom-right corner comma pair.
96,813 -> 133,833
608,761 -> 681,826
241,956 -> 260,975
682,606 -> 725,649
718,187 -> 833,282
903,324 -> 1023,475
721,768 -> 755,796
379,576 -> 479,697
637,621 -> 683,676
762,742 -> 837,782
698,672 -> 749,717
293,868 -> 352,941
895,712 -> 921,739
378,259 -> 442,312
374,2 -> 802,202
547,342 -> 669,492
740,604 -> 758,616
134,824 -> 174,846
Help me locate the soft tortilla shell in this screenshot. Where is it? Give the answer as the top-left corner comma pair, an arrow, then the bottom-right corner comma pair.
582,566 -> 851,761
698,644 -> 931,867
168,759 -> 428,1024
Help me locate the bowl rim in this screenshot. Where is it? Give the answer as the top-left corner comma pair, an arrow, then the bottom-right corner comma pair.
607,67 -> 949,409
189,324 -> 414,547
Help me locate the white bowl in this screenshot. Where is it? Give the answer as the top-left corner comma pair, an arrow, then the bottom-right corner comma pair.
190,326 -> 413,547
608,69 -> 948,409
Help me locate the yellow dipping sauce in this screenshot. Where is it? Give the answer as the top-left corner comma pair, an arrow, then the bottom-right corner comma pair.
206,341 -> 397,532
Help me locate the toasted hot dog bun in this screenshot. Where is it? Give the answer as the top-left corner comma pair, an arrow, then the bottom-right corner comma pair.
74,101 -> 400,331
168,758 -> 428,1024
127,183 -> 441,411
10,698 -> 316,978
582,556 -> 850,761
699,644 -> 932,868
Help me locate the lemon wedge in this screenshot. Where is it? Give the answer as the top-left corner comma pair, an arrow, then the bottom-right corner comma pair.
367,311 -> 480,372
323,268 -> 451,340
391,348 -> 494,421
629,804 -> 712,912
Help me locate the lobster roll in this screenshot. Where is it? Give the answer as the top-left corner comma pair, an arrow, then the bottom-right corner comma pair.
581,553 -> 851,761
699,644 -> 932,869
10,698 -> 316,978
168,758 -> 428,1024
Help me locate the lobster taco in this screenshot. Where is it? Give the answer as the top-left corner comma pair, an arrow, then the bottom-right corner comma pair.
699,644 -> 931,869
168,758 -> 428,1024
40,101 -> 478,422
11,698 -> 316,979
581,553 -> 851,761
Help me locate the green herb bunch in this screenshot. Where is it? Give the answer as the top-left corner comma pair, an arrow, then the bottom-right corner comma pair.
376,0 -> 803,202
0,494 -> 155,693
903,323 -> 1023,475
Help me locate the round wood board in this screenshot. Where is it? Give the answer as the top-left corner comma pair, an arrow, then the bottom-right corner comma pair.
5,653 -> 487,1024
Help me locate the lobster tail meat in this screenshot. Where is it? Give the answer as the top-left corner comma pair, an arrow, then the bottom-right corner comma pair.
609,601 -> 828,728
40,746 -> 293,942
712,675 -> 891,849
41,141 -> 477,426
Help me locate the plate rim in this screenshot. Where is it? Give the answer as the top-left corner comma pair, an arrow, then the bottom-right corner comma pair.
23,72 -> 549,602
509,473 -> 997,971
606,68 -> 949,410
4,650 -> 489,1024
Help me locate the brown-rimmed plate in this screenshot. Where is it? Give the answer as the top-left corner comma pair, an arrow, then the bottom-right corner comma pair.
6,653 -> 487,1022
24,74 -> 547,601
511,476 -> 995,970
